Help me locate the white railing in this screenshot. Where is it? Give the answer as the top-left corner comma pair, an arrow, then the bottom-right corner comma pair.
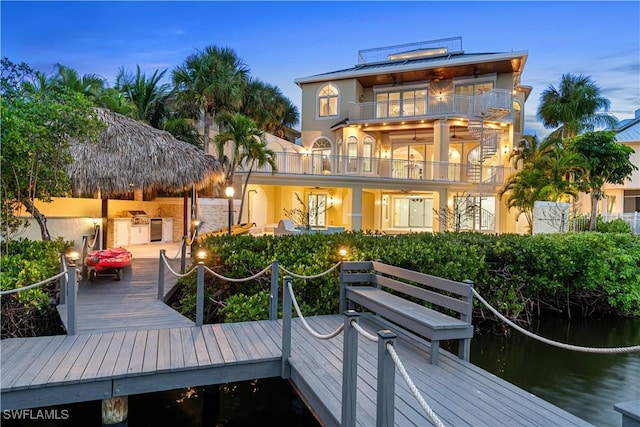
246,152 -> 507,185
349,90 -> 512,122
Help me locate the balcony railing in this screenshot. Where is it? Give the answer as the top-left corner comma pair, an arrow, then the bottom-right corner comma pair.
349,90 -> 512,122
241,152 -> 506,185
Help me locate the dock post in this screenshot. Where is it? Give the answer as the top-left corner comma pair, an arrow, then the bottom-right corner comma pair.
377,330 -> 396,427
180,236 -> 187,273
270,261 -> 279,320
67,260 -> 77,335
196,260 -> 205,326
158,250 -> 166,300
81,235 -> 88,280
59,254 -> 67,305
342,311 -> 360,427
102,396 -> 127,426
339,261 -> 346,313
282,276 -> 292,379
460,279 -> 475,361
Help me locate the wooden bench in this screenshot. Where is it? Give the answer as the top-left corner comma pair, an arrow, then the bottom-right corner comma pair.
339,261 -> 474,365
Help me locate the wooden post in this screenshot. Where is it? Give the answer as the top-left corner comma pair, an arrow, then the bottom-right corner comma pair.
342,310 -> 360,427
339,261 -> 346,313
67,261 -> 77,335
270,261 -> 279,320
180,236 -> 187,273
460,279 -> 475,361
102,396 -> 127,426
81,235 -> 88,280
377,330 -> 396,427
281,276 -> 292,379
157,250 -> 165,300
59,254 -> 67,305
196,261 -> 205,326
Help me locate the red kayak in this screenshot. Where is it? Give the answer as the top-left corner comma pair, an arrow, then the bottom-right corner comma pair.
85,247 -> 132,281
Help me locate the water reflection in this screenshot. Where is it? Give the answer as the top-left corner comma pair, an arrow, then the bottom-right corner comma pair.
471,317 -> 640,427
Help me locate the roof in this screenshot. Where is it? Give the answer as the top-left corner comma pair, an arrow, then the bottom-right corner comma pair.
294,50 -> 528,86
615,114 -> 640,143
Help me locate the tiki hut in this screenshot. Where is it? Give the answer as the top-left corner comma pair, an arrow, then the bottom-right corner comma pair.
67,108 -> 225,247
68,108 -> 224,197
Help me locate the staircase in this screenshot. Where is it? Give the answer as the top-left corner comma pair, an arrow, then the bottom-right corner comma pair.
466,120 -> 498,182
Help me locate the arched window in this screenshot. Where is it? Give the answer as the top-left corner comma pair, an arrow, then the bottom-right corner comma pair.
337,137 -> 343,173
347,136 -> 358,172
513,101 -> 522,134
318,84 -> 339,117
363,136 -> 374,172
312,138 -> 332,174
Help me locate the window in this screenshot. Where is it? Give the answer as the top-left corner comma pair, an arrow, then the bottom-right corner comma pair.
309,194 -> 327,227
318,84 -> 338,117
363,136 -> 374,172
376,89 -> 426,118
311,138 -> 332,174
337,138 -> 343,173
347,136 -> 358,172
513,101 -> 522,134
455,81 -> 494,96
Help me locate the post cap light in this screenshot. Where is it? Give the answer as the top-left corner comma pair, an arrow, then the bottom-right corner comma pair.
68,250 -> 80,262
196,249 -> 207,261
225,186 -> 235,198
193,219 -> 201,227
339,247 -> 348,258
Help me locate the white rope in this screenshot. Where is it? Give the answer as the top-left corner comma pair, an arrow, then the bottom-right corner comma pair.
203,264 -> 273,283
167,237 -> 187,260
286,281 -> 344,340
472,288 -> 640,354
88,229 -> 99,250
279,260 -> 342,279
0,271 -> 67,295
387,342 -> 446,427
161,255 -> 198,278
350,319 -> 379,342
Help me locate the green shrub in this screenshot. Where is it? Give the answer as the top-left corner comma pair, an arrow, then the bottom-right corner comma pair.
596,217 -> 632,233
220,291 -> 271,323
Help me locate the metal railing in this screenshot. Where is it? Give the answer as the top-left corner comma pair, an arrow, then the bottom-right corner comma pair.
245,152 -> 507,185
349,90 -> 512,122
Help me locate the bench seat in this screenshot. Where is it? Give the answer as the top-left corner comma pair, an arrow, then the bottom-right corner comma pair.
346,286 -> 473,364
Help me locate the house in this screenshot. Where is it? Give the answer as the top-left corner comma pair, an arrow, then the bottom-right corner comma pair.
235,37 -> 531,233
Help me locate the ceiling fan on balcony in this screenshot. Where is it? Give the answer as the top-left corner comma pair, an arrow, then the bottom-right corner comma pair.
450,126 -> 467,140
412,129 -> 428,142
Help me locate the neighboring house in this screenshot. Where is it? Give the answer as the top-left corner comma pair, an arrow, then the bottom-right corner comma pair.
236,37 -> 531,233
580,108 -> 640,231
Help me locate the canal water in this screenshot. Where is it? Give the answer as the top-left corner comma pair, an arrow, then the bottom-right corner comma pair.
5,318 -> 638,426
471,316 -> 640,427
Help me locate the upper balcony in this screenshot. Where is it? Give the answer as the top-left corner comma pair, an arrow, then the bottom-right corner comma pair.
349,89 -> 513,124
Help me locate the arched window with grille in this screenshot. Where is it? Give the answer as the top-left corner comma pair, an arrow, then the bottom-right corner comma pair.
363,136 -> 374,172
513,101 -> 523,134
312,137 -> 332,174
317,84 -> 339,118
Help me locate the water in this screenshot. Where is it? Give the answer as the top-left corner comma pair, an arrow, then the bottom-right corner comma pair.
470,317 -> 640,427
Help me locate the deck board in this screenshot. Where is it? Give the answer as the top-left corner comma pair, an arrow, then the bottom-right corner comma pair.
142,329 -> 159,375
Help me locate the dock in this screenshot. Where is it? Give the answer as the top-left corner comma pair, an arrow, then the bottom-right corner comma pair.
1,250 -> 594,426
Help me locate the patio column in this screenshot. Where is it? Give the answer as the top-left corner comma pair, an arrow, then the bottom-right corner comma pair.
349,186 -> 363,231
437,188 -> 448,232
434,120 -> 450,179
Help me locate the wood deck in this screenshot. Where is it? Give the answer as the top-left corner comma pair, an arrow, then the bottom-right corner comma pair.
56,258 -> 193,334
1,315 -> 592,426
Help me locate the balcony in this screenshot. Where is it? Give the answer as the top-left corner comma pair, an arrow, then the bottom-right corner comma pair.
349,90 -> 512,123
242,152 -> 506,186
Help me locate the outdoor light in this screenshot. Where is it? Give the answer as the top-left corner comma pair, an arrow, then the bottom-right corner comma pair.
339,247 -> 348,259
225,185 -> 235,236
68,250 -> 80,263
196,249 -> 207,262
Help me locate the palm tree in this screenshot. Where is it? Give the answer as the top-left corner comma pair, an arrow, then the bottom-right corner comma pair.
96,87 -> 138,118
49,63 -> 106,100
115,66 -> 172,128
499,168 -> 545,233
172,46 -> 249,154
241,78 -> 299,139
536,73 -> 617,139
162,116 -> 202,148
236,136 -> 276,223
509,134 -> 557,170
213,112 -> 263,186
535,148 -> 586,202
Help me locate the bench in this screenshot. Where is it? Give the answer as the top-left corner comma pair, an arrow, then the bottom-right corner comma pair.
339,261 -> 474,365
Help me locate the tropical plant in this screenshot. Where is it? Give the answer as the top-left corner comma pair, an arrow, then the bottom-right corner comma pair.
509,134 -> 556,170
241,78 -> 299,139
1,58 -> 103,243
48,63 -> 106,101
96,87 -> 138,118
499,168 -> 545,232
236,136 -> 276,223
535,148 -> 586,201
172,46 -> 249,154
536,73 -> 618,139
115,65 -> 172,128
566,131 -> 637,230
162,116 -> 202,148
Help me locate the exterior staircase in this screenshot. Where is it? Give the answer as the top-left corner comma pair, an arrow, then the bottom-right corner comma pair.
466,120 -> 498,182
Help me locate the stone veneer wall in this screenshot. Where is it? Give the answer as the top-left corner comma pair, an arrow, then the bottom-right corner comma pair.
156,197 -> 240,240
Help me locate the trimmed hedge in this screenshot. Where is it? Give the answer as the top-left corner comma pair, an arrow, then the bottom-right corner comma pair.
172,232 -> 640,324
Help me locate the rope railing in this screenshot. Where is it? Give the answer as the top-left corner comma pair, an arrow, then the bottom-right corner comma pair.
160,252 -> 198,278
472,288 -> 640,354
203,263 -> 274,283
0,271 -> 67,295
286,280 -> 344,340
167,237 -> 187,260
279,260 -> 342,279
350,319 -> 379,342
386,342 -> 446,427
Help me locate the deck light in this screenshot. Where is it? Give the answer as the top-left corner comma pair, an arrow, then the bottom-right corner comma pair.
339,247 -> 348,259
196,249 -> 207,262
225,186 -> 235,236
68,250 -> 80,264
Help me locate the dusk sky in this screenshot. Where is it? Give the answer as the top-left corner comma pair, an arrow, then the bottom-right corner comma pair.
2,1 -> 639,136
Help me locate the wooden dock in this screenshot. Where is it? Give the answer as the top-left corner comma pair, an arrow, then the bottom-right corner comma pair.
56,258 -> 193,334
1,255 -> 593,425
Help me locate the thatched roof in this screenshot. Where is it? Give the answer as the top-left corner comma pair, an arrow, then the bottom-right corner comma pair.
68,108 -> 224,196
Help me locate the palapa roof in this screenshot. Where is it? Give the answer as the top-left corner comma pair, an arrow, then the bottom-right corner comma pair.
68,108 -> 224,197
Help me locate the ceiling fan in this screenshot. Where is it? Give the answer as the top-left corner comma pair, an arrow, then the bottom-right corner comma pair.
450,126 -> 466,140
412,129 -> 428,142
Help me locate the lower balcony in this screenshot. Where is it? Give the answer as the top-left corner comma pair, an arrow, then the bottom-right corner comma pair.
244,152 -> 506,185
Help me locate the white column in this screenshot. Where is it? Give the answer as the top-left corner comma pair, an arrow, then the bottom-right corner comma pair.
349,186 -> 363,231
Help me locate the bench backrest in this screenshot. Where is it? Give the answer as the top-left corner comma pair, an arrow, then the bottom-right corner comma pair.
341,261 -> 473,322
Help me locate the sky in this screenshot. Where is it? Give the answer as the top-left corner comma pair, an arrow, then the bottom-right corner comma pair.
2,1 -> 639,136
